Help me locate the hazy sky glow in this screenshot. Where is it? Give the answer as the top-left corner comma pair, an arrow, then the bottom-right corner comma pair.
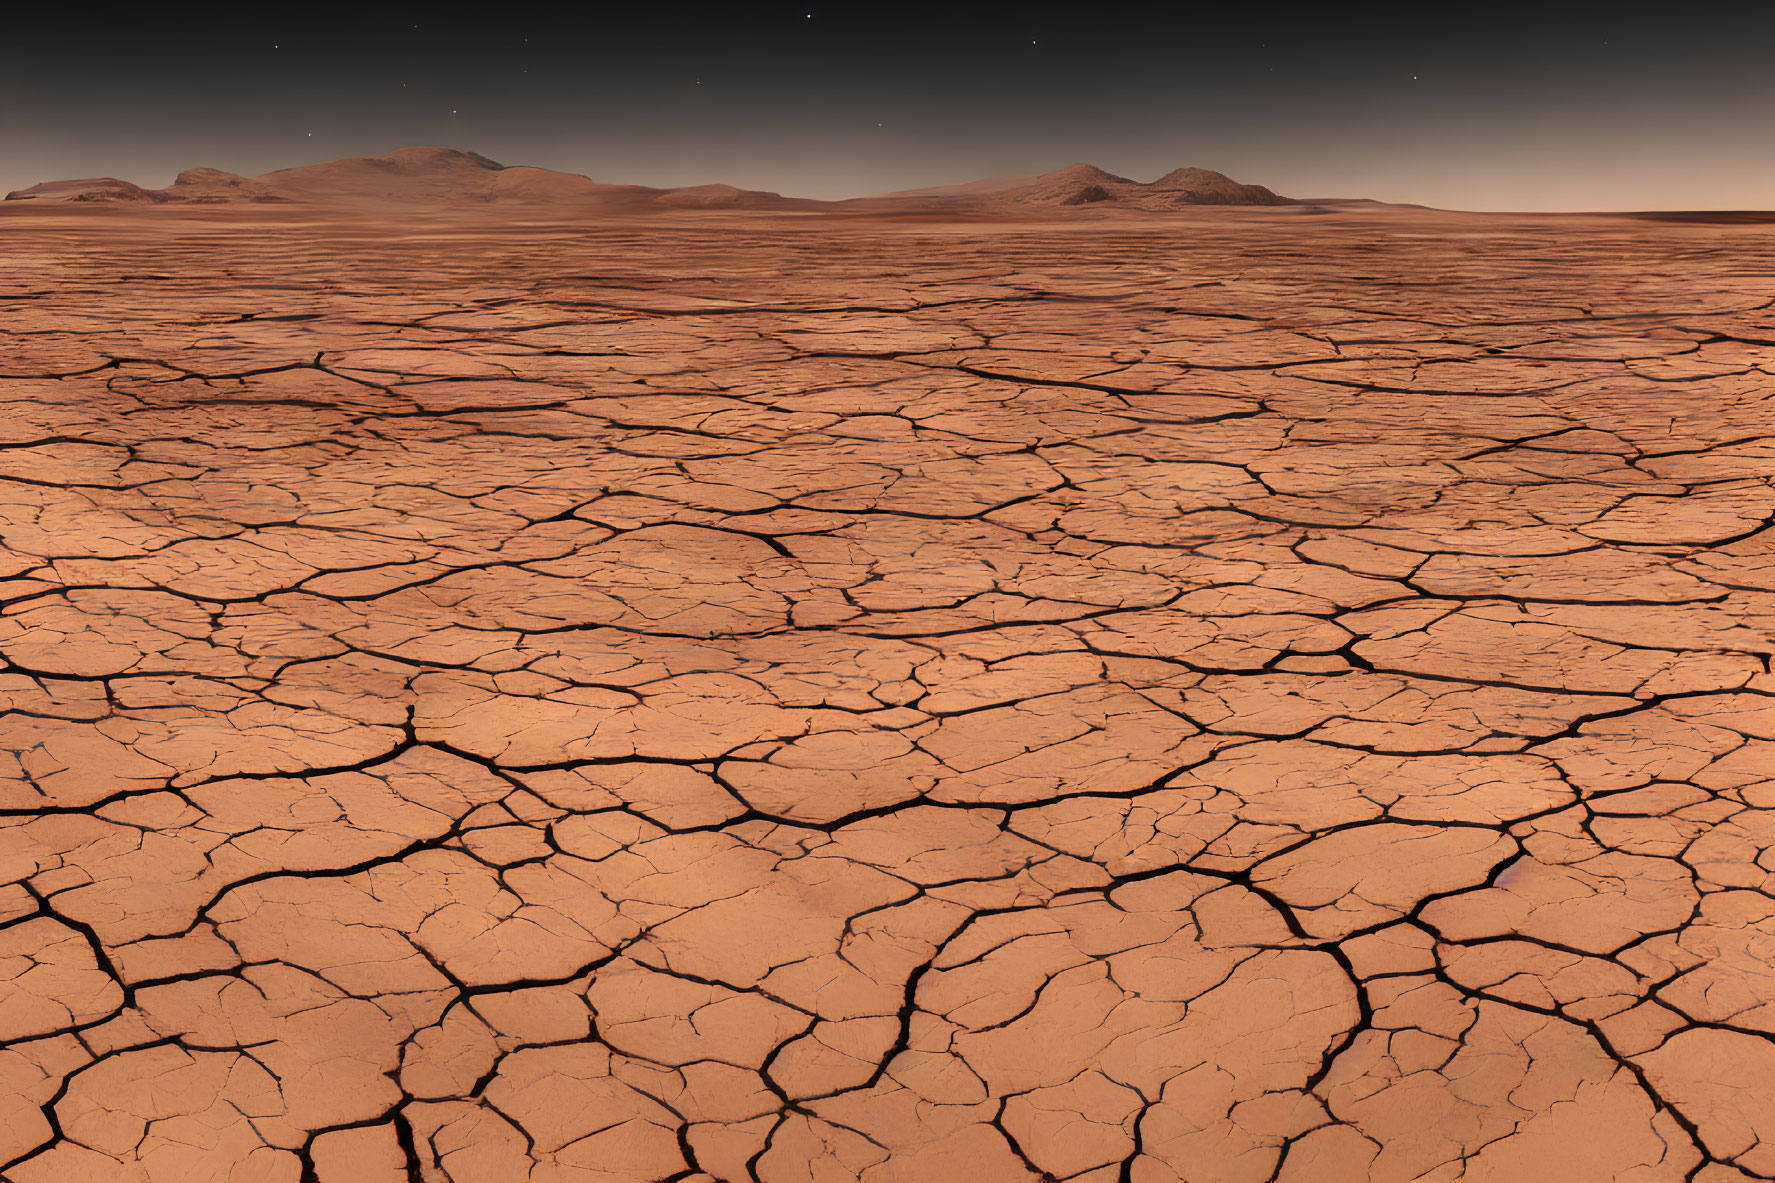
8,2 -> 1775,210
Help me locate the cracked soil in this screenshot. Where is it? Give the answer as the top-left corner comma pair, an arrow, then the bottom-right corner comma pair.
3,202 -> 1775,1181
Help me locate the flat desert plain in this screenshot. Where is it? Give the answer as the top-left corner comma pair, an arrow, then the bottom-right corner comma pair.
3,202 -> 1775,1182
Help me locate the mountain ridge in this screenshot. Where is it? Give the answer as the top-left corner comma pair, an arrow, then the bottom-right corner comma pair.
884,162 -> 1286,207
4,148 -> 1292,211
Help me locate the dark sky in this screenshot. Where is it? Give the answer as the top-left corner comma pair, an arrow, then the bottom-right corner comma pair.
7,3 -> 1775,210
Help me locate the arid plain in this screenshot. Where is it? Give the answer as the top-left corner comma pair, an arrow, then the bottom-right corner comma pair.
4,191 -> 1775,1183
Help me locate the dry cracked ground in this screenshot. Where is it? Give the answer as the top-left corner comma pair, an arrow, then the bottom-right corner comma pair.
3,203 -> 1775,1183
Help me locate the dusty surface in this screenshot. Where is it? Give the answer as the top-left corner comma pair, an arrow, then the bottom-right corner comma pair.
2,203 -> 1774,1182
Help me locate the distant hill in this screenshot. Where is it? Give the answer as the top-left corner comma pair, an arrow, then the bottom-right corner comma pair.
5,177 -> 171,203
4,148 -> 1291,213
882,163 -> 1288,208
3,147 -> 821,212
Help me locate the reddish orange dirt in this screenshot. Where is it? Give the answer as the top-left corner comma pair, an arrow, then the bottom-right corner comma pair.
2,203 -> 1775,1182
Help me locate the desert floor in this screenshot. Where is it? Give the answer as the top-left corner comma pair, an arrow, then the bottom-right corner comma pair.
2,204 -> 1775,1182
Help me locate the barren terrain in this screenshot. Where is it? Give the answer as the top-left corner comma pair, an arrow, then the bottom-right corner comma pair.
2,202 -> 1775,1182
